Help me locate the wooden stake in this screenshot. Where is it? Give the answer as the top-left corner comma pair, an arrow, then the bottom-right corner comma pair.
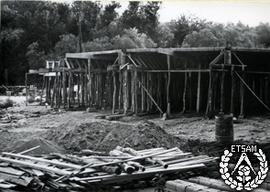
205,67 -> 213,116
112,71 -> 117,114
141,72 -> 145,112
265,76 -> 269,105
230,65 -> 235,115
63,71 -> 67,108
196,64 -> 201,113
88,58 -> 92,107
134,70 -> 138,114
239,72 -> 245,118
182,66 -> 187,113
166,55 -> 171,116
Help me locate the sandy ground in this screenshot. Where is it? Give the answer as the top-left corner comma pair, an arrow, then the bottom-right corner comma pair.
0,96 -> 270,153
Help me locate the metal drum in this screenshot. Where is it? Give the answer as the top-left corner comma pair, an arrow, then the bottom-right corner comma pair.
215,114 -> 234,144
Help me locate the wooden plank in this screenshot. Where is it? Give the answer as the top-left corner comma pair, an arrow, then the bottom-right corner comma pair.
0,156 -> 71,176
144,69 -> 210,73
2,152 -> 82,170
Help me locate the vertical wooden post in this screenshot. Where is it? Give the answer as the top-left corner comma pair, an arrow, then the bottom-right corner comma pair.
230,64 -> 235,115
188,72 -> 192,111
77,74 -> 80,106
265,76 -> 269,105
81,73 -> 85,107
239,71 -> 245,118
67,72 -> 71,108
182,70 -> 187,113
58,72 -> 62,108
120,52 -> 128,114
45,76 -> 48,103
87,57 -> 91,107
166,55 -> 171,116
196,64 -> 201,113
141,72 -> 145,112
25,73 -> 28,106
112,70 -> 117,114
206,66 -> 213,116
118,72 -> 122,112
134,69 -> 138,115
146,72 -> 150,112
221,49 -> 231,113
63,71 -> 67,108
260,77 -> 264,101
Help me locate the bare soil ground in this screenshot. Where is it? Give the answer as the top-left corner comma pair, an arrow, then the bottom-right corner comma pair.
0,96 -> 270,156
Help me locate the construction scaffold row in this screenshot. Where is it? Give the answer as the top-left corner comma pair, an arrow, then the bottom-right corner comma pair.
25,47 -> 270,117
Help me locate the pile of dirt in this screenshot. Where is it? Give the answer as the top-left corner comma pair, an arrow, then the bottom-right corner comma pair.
45,120 -> 180,152
5,138 -> 64,155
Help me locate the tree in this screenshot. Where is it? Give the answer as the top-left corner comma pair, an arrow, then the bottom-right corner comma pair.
120,2 -> 161,39
112,28 -> 157,49
26,42 -> 46,69
84,37 -> 113,51
256,23 -> 270,47
71,1 -> 101,42
155,23 -> 174,47
182,28 -> 220,47
169,15 -> 208,46
97,2 -> 120,29
54,34 -> 78,58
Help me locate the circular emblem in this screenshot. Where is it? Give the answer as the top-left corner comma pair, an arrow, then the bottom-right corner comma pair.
219,145 -> 268,191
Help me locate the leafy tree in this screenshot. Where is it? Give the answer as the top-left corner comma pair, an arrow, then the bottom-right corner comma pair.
54,34 -> 78,58
155,23 -> 174,47
26,42 -> 46,70
84,37 -> 113,51
97,2 -> 121,29
71,1 -> 101,42
255,23 -> 270,47
120,1 -> 161,39
182,28 -> 220,47
112,28 -> 157,49
169,15 -> 208,46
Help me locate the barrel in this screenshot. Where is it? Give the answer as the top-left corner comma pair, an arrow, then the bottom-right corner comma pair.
215,114 -> 234,144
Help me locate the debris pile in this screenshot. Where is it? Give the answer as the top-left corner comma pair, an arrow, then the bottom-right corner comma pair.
0,146 -> 217,191
45,120 -> 180,152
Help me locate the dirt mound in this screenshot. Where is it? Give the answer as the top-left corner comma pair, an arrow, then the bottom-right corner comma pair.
6,138 -> 64,155
45,120 -> 180,152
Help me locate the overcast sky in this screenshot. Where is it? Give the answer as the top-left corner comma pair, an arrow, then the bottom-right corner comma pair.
55,0 -> 270,26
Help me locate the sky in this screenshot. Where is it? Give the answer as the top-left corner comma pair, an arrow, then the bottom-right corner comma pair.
54,0 -> 270,26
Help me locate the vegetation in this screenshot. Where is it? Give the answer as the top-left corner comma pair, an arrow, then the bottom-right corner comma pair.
1,1 -> 270,85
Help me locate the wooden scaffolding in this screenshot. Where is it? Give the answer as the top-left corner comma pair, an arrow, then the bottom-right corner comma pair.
41,47 -> 270,117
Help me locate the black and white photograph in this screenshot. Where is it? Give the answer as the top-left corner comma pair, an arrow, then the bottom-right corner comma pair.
0,0 -> 270,191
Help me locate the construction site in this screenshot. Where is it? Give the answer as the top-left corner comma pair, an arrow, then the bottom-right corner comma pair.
0,46 -> 270,191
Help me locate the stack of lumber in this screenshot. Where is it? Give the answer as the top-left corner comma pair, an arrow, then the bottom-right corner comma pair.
165,176 -> 270,192
0,146 -> 217,191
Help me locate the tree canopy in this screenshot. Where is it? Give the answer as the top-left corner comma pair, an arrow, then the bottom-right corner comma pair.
1,1 -> 270,85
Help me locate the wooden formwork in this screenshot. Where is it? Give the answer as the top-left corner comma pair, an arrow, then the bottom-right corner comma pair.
41,47 -> 270,117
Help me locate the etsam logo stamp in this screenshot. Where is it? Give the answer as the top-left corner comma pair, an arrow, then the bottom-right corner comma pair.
220,145 -> 268,191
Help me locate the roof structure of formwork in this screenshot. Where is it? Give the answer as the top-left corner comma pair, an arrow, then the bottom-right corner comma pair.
65,47 -> 270,72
